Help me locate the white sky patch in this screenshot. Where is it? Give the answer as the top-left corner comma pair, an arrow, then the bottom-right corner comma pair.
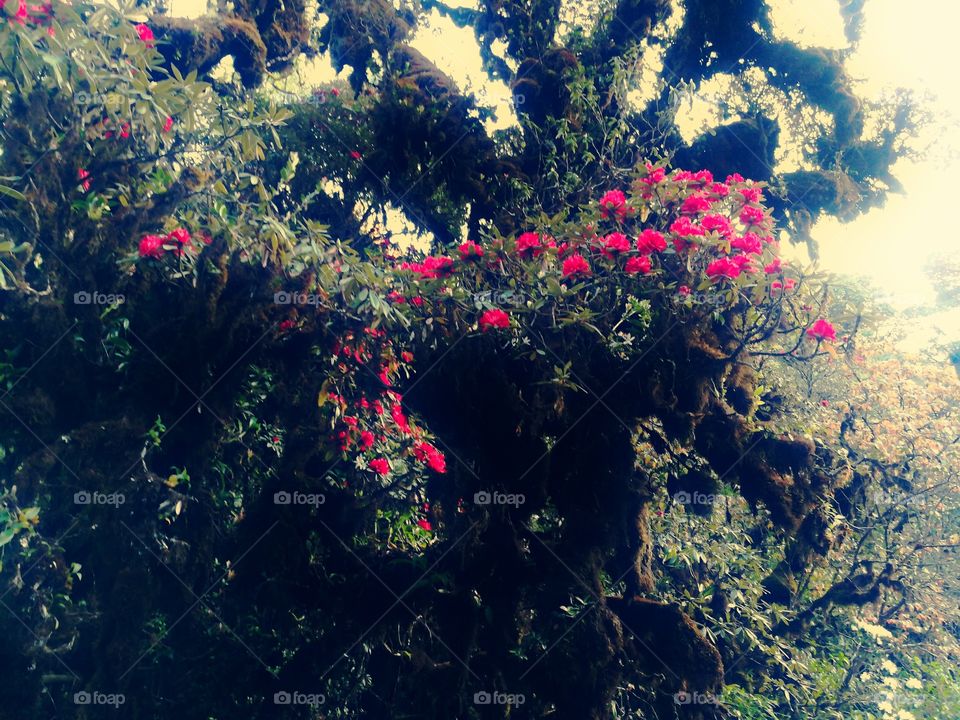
767,0 -> 846,48
410,9 -> 517,132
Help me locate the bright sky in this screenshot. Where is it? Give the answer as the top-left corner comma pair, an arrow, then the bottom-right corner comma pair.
169,0 -> 960,340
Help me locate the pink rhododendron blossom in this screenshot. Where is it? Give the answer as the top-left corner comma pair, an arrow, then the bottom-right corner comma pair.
807,319 -> 837,342
599,189 -> 627,218
691,170 -> 713,185
359,430 -> 375,451
162,116 -> 174,133
479,309 -> 510,331
602,232 -> 630,257
349,150 -> 362,160
413,441 -> 446,473
624,255 -> 651,275
678,285 -> 691,296
391,404 -> 411,434
138,234 -> 165,259
764,258 -> 782,274
368,458 -> 390,475
706,257 -> 742,280
701,214 -> 733,236
417,518 -> 433,531
458,240 -> 483,261
670,217 -> 705,237
562,254 -> 591,279
516,231 -> 543,258
739,206 -> 766,226
730,232 -> 763,255
726,173 -> 745,184
709,182 -> 730,197
636,229 -> 667,254
739,187 -> 762,203
640,165 -> 666,185
680,194 -> 712,214
135,23 -> 154,47
77,168 -> 91,192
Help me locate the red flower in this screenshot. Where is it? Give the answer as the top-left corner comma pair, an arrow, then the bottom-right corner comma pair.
368,458 -> 390,475
12,0 -> 27,24
401,350 -> 414,363
413,441 -> 446,473
330,87 -> 340,97
706,257 -> 742,280
599,189 -> 627,218
739,187 -> 762,203
417,518 -> 433,531
636,229 -> 666,254
709,182 -> 730,197
162,116 -> 174,133
349,150 -> 362,160
670,217 -> 705,238
640,165 -> 666,186
138,234 -> 166,259
701,214 -> 733,237
739,206 -> 766,227
602,232 -> 630,257
359,430 -> 375,451
562,254 -> 591,279
680,194 -> 712,214
479,308 -> 510,331
166,228 -> 192,256
516,232 -> 542,258
135,23 -> 154,47
807,319 -> 837,342
678,285 -> 691,296
458,240 -> 483,261
77,168 -> 91,192
278,319 -> 296,332
730,232 -> 763,255
624,255 -> 651,275
764,258 -> 782,274
391,403 -> 411,434
691,169 -> 713,185
726,173 -> 745,184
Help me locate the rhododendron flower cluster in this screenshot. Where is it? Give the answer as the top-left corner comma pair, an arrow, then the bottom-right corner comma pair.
137,227 -> 208,259
135,23 -> 154,47
599,189 -> 627,219
479,309 -> 510,331
807,318 -> 837,342
562,254 -> 591,279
